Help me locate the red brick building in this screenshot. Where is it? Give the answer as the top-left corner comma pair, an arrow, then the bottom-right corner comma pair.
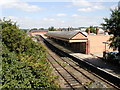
45,31 -> 113,54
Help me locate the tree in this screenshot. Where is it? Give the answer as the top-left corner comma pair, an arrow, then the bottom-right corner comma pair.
0,17 -> 18,29
1,18 -> 27,53
101,4 -> 120,54
48,26 -> 56,31
39,28 -> 44,30
85,26 -> 96,34
31,28 -> 38,30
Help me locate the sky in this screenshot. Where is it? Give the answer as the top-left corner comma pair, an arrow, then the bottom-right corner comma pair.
0,0 -> 119,29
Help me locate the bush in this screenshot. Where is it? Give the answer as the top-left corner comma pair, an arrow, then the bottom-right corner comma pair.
103,51 -> 120,64
2,45 -> 57,88
1,18 -> 58,89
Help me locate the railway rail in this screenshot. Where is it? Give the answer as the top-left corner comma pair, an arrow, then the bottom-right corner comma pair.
40,35 -> 120,89
57,53 -> 119,89
47,53 -> 87,89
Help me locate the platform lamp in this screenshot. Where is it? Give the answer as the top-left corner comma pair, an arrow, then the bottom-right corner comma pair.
103,42 -> 110,59
103,42 -> 110,52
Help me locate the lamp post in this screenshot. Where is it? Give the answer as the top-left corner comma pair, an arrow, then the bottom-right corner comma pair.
103,42 -> 110,59
103,42 -> 109,52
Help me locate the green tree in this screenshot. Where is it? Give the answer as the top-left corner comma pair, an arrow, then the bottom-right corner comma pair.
1,18 -> 31,53
2,26 -> 26,53
39,28 -> 44,30
48,26 -> 56,31
31,28 -> 38,30
0,17 -> 18,29
101,6 -> 120,54
85,26 -> 96,34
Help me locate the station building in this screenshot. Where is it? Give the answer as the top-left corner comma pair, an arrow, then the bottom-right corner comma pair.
45,30 -> 113,54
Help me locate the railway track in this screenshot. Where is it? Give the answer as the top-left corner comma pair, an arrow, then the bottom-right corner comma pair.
40,36 -> 120,89
56,53 -> 119,89
46,45 -> 119,89
47,53 -> 87,89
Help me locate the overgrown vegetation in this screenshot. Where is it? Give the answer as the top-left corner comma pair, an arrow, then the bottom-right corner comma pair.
1,18 -> 58,89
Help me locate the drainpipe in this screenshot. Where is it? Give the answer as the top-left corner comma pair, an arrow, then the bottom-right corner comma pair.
86,40 -> 90,54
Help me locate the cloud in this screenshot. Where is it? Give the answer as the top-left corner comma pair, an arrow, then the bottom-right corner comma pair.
1,0 -> 42,12
56,13 -> 67,16
72,14 -> 79,17
43,18 -> 55,21
110,4 -> 118,10
0,0 -> 17,5
78,7 -> 92,12
77,3 -> 105,12
4,16 -> 58,29
93,4 -> 105,9
4,15 -> 103,29
72,0 -> 92,7
71,0 -> 105,12
67,15 -> 103,27
61,20 -> 65,23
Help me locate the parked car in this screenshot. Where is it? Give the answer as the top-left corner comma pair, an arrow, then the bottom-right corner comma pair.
103,51 -> 120,64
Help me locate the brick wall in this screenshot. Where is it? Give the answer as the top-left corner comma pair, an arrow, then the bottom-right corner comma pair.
87,35 -> 113,54
72,32 -> 87,39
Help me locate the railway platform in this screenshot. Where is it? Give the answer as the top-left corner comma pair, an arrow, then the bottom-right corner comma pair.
43,37 -> 120,78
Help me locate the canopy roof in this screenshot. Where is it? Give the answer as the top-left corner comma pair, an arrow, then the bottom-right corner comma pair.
46,31 -> 87,40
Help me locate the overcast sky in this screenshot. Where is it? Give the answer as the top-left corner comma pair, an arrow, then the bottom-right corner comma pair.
0,0 -> 119,29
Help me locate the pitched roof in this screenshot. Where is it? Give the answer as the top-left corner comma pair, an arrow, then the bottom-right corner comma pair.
46,31 -> 87,40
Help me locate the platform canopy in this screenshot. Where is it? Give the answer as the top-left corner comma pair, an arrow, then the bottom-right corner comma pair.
46,31 -> 88,42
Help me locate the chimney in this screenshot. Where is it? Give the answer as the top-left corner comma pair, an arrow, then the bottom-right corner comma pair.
88,28 -> 90,35
68,27 -> 70,31
96,28 -> 99,35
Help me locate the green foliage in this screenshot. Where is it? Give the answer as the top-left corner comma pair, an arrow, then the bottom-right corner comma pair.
85,26 -> 96,34
0,17 -> 18,29
101,6 -> 120,53
1,19 -> 45,54
2,45 -> 57,88
2,26 -> 26,53
102,9 -> 120,35
0,42 -> 2,89
31,28 -> 38,30
2,46 -> 32,88
1,18 -> 58,88
48,26 -> 56,31
39,28 -> 44,30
